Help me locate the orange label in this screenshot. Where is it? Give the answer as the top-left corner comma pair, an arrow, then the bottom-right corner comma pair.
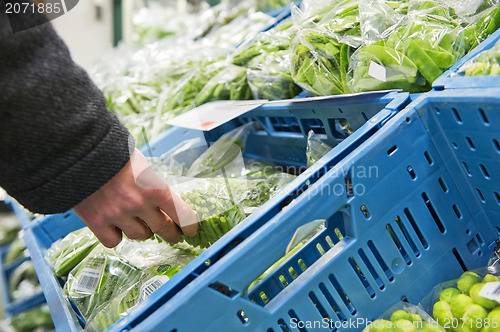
201,121 -> 216,127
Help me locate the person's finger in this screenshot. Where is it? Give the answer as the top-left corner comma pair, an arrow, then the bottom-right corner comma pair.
152,188 -> 199,237
90,225 -> 122,248
170,191 -> 199,236
116,217 -> 153,241
139,207 -> 182,244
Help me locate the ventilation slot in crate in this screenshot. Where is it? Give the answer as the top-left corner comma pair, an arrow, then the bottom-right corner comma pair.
348,256 -> 375,298
368,240 -> 394,282
403,208 -> 428,249
386,224 -> 411,265
395,216 -> 420,258
358,249 -> 385,291
328,274 -> 356,315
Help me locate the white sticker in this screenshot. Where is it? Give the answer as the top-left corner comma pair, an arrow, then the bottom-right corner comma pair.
139,276 -> 170,302
479,282 -> 500,303
368,61 -> 387,82
73,268 -> 103,294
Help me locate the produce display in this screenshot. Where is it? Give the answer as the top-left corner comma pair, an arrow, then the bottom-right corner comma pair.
8,261 -> 42,302
12,0 -> 500,330
8,304 -> 54,332
92,0 -> 500,146
4,234 -> 27,265
430,271 -> 500,331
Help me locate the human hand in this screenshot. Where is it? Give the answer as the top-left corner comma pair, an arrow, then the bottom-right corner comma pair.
72,148 -> 198,248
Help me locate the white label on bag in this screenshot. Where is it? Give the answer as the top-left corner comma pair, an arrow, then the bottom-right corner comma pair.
368,61 -> 387,82
139,276 -> 170,302
73,268 -> 102,294
479,282 -> 500,303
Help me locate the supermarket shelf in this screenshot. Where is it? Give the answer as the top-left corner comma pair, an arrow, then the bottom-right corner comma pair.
0,245 -> 46,317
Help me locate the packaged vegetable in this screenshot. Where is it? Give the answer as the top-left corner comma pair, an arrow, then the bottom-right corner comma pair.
363,302 -> 444,332
419,246 -> 500,331
65,246 -> 142,320
306,130 -> 334,167
45,227 -> 99,277
458,36 -> 500,76
85,264 -> 181,332
4,233 -> 28,265
187,122 -> 255,178
9,304 -> 54,332
9,260 -> 42,301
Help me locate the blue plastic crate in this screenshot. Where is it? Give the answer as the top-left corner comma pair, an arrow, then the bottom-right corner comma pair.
22,91 -> 410,331
433,28 -> 500,90
0,245 -> 46,317
126,88 -> 500,332
3,196 -> 36,229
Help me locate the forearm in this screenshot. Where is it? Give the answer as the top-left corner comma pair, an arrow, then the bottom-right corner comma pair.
0,5 -> 134,214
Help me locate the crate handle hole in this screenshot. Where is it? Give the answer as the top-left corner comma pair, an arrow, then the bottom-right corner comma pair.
237,310 -> 249,324
466,229 -> 471,235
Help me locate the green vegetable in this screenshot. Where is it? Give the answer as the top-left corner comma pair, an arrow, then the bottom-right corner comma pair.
10,304 -> 54,332
451,294 -> 474,318
181,191 -> 245,248
457,271 -> 482,294
463,304 -> 488,332
439,287 -> 460,303
433,300 -> 453,325
4,235 -> 27,264
391,310 -> 422,323
470,283 -> 498,310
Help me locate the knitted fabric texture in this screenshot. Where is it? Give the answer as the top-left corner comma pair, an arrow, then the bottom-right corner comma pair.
0,7 -> 135,213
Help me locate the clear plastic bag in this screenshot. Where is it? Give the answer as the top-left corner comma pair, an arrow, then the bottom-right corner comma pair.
291,0 -> 357,97
171,178 -> 247,248
9,261 -> 42,301
4,233 -> 28,265
193,64 -> 253,106
364,302 -> 444,332
351,17 -> 466,93
457,36 -> 500,76
65,245 -> 142,320
45,227 -> 99,277
187,122 -> 255,178
306,130 -> 334,167
418,246 -> 500,330
84,264 -> 181,332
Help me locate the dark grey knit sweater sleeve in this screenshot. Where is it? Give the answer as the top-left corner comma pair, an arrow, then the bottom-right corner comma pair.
0,9 -> 135,214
